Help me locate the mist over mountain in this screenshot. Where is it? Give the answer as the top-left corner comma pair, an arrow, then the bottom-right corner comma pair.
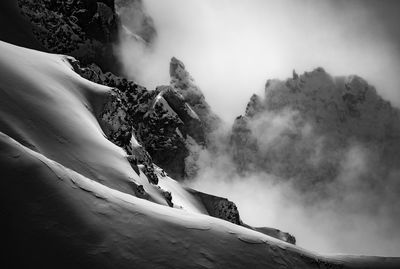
117,0 -> 400,123
0,0 -> 399,268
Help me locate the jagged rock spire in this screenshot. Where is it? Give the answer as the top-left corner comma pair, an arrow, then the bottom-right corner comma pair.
170,57 -> 205,105
169,57 -> 221,133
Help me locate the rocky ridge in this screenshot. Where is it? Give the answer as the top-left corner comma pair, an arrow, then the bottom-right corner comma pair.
231,68 -> 400,190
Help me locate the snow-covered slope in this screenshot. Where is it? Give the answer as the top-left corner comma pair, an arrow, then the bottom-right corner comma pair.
1,41 -> 399,268
0,41 -> 139,195
0,132 -> 335,269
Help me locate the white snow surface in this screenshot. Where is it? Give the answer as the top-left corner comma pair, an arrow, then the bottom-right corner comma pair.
0,41 -> 399,268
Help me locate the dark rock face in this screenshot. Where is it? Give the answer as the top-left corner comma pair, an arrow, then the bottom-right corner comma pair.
17,0 -> 120,73
98,91 -> 132,148
167,57 -> 224,178
230,68 -> 400,189
159,86 -> 206,145
170,57 -> 221,135
187,189 -> 242,225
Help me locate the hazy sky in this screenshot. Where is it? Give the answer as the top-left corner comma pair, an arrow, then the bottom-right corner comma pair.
119,0 -> 400,123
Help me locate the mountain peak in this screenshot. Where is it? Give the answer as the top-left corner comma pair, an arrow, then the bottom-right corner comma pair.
169,56 -> 200,95
169,56 -> 221,133
169,56 -> 185,77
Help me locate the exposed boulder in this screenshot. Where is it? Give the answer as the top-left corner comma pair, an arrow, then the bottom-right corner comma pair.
187,189 -> 242,225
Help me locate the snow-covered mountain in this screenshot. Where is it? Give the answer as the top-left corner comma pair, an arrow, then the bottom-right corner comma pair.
2,38 -> 400,269
1,0 -> 400,268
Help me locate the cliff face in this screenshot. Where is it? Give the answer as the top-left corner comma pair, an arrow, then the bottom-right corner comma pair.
231,68 -> 400,189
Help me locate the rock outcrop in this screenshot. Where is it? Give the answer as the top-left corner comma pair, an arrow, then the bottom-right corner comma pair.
68,56 -> 222,180
170,57 -> 221,135
188,189 -> 243,225
67,58 -> 203,180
